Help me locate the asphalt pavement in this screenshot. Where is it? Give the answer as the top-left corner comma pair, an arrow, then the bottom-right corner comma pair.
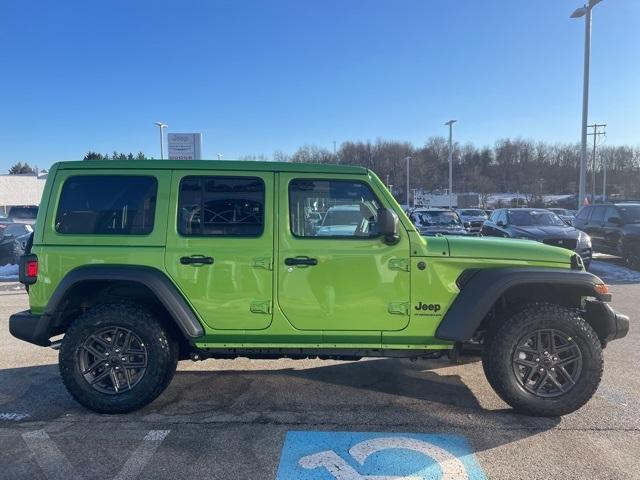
0,258 -> 638,479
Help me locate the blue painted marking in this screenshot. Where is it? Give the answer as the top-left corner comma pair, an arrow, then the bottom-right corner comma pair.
276,431 -> 486,480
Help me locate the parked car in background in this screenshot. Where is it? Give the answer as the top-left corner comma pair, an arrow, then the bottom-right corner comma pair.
408,208 -> 472,236
7,205 -> 38,225
548,208 -> 575,225
315,204 -> 373,237
0,222 -> 33,265
573,203 -> 640,270
456,208 -> 488,233
481,208 -> 593,269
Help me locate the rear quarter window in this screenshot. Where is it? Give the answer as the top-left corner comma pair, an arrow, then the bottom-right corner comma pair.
55,175 -> 158,235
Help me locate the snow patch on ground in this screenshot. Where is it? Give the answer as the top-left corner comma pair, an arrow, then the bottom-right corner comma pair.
589,260 -> 640,284
0,264 -> 18,281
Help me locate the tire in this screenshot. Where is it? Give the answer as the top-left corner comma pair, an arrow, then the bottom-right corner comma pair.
482,302 -> 603,417
59,302 -> 178,413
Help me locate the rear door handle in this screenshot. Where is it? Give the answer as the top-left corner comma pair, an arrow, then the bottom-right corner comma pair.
284,256 -> 318,266
180,255 -> 214,265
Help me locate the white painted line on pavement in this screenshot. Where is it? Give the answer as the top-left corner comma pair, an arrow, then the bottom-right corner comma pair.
22,429 -> 78,480
112,430 -> 170,480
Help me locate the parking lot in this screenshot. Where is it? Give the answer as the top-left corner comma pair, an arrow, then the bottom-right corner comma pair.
0,257 -> 638,479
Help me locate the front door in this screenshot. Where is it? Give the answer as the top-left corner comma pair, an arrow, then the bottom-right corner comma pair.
276,174 -> 411,338
165,171 -> 274,331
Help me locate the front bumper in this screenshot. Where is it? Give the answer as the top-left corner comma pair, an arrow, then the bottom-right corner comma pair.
9,310 -> 52,347
584,300 -> 629,345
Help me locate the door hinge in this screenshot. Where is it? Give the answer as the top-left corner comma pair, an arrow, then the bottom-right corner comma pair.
250,300 -> 272,314
251,257 -> 273,270
388,258 -> 410,272
388,301 -> 409,316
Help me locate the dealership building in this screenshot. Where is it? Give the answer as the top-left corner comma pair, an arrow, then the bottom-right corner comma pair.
0,173 -> 47,215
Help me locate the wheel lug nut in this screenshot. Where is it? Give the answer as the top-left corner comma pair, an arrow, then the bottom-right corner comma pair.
551,367 -> 555,371
535,358 -> 540,362
105,363 -> 110,367
115,349 -> 120,353
543,351 -> 548,355
121,357 -> 126,362
539,368 -> 544,372
105,352 -> 110,356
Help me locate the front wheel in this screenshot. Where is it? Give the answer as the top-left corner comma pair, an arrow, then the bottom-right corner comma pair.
59,303 -> 178,413
482,303 -> 603,416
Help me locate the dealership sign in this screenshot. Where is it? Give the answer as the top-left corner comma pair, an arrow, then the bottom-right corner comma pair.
167,133 -> 203,160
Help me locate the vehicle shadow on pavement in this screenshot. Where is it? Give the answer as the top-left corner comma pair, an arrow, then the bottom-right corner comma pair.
0,358 -> 560,454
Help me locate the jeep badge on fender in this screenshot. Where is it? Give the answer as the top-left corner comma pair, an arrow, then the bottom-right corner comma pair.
415,302 -> 441,313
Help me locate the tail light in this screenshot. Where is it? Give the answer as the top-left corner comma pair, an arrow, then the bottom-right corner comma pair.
19,254 -> 38,285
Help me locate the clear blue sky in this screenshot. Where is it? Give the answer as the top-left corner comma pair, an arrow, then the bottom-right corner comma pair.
0,0 -> 638,171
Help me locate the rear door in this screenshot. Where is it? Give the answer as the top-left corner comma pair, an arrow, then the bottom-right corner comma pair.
276,174 -> 411,342
165,171 -> 274,331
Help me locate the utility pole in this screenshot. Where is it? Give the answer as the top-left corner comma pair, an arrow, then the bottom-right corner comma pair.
587,123 -> 606,202
404,156 -> 412,207
445,120 -> 457,209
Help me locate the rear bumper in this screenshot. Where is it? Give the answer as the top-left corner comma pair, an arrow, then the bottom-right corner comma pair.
9,310 -> 52,347
584,300 -> 629,344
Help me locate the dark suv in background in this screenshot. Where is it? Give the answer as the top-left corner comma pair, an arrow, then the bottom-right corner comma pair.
573,203 -> 640,270
481,208 -> 593,268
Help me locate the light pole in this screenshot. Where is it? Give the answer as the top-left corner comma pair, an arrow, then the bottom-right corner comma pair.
445,120 -> 457,209
571,0 -> 604,209
154,122 -> 168,159
404,156 -> 412,207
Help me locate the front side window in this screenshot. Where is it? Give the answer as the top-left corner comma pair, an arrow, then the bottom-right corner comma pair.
289,179 -> 381,238
55,175 -> 157,235
178,176 -> 264,236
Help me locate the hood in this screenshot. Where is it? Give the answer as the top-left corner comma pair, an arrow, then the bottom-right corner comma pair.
510,225 -> 580,240
447,236 -> 574,264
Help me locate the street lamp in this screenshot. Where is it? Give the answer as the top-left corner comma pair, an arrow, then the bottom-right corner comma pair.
154,122 -> 168,159
445,120 -> 457,209
404,156 -> 412,207
571,0 -> 605,208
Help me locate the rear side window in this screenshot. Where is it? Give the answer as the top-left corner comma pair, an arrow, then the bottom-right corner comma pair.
178,176 -> 264,236
55,175 -> 157,235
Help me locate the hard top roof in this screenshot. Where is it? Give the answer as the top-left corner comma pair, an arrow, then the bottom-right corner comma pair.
53,160 -> 369,175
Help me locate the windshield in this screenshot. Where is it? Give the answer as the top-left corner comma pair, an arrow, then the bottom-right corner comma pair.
508,210 -> 566,227
619,205 -> 640,224
415,211 -> 462,226
459,209 -> 485,217
9,206 -> 38,219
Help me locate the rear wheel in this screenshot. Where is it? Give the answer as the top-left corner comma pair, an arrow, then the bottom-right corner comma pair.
59,303 -> 178,413
483,303 -> 603,416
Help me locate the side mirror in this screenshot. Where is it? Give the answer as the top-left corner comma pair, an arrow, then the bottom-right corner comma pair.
496,220 -> 505,227
377,208 -> 400,245
608,216 -> 623,225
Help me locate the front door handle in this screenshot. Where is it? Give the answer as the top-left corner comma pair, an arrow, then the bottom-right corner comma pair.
284,256 -> 318,266
180,255 -> 214,265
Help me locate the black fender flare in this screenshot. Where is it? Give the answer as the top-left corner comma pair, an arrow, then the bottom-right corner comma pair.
45,265 -> 204,339
435,267 -> 610,342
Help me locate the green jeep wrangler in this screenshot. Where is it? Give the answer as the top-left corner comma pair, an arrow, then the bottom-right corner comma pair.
10,160 -> 629,416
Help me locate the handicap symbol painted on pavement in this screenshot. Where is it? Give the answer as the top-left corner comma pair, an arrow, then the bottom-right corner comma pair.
275,431 -> 486,480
